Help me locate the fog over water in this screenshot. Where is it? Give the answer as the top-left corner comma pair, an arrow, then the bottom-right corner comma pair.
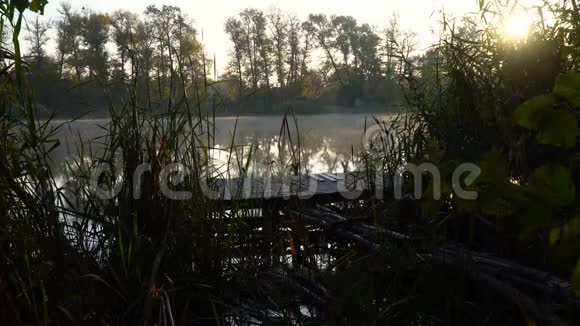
48,113 -> 393,176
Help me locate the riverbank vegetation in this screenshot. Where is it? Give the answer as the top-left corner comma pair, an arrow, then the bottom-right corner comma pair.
1,0 -> 580,325
15,2 -> 411,117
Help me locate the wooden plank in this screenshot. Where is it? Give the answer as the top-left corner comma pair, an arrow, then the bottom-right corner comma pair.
207,171 -> 388,207
320,173 -> 338,182
310,174 -> 325,182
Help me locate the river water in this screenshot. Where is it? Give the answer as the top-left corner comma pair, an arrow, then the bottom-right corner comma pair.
48,113 -> 393,177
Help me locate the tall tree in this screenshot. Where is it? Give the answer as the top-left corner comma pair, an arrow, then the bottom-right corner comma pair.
239,9 -> 260,90
332,15 -> 357,72
225,17 -> 245,96
55,2 -> 83,81
54,4 -> 69,79
145,5 -> 183,105
356,24 -> 381,79
133,19 -> 156,108
55,3 -> 84,81
174,14 -> 203,89
299,20 -> 313,80
25,16 -> 50,66
110,10 -> 139,79
396,30 -> 417,77
82,12 -> 111,79
286,14 -> 302,85
252,10 -> 271,88
267,7 -> 288,88
303,14 -> 342,84
382,13 -> 400,79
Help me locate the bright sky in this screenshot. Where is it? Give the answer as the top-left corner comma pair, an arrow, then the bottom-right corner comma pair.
35,0 -> 480,73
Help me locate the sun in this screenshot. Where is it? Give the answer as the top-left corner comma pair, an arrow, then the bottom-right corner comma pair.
503,12 -> 533,40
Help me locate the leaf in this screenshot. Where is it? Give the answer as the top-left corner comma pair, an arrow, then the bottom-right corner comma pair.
13,0 -> 28,13
479,150 -> 507,184
528,164 -> 576,207
549,217 -> 580,245
549,228 -> 561,245
537,109 -> 578,148
555,72 -> 580,108
514,94 -> 555,129
29,0 -> 48,14
572,261 -> 580,296
473,151 -> 522,217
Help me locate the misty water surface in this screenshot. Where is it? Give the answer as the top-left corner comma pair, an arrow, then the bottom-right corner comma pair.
48,113 -> 393,177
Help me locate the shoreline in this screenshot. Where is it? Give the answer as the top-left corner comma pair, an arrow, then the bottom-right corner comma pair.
41,108 -> 401,122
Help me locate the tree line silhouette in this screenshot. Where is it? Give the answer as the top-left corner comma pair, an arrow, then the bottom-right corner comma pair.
14,3 -> 424,117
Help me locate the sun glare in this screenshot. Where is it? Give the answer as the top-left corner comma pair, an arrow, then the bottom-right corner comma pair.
503,12 -> 532,40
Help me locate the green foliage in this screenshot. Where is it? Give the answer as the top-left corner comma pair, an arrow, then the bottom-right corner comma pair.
528,164 -> 576,207
403,0 -> 580,308
515,76 -> 579,149
11,0 -> 47,13
554,71 -> 580,108
514,94 -> 556,129
29,0 -> 47,13
15,3 -> 403,117
537,109 -> 578,148
3,0 -> 580,324
301,73 -> 321,99
550,217 -> 580,245
466,151 -> 522,217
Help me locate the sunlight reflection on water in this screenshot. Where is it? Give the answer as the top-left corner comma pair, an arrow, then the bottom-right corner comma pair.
48,113 -> 393,178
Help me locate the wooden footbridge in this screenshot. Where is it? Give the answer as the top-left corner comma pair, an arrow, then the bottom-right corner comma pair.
203,172 -> 579,323
209,172 -> 392,206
